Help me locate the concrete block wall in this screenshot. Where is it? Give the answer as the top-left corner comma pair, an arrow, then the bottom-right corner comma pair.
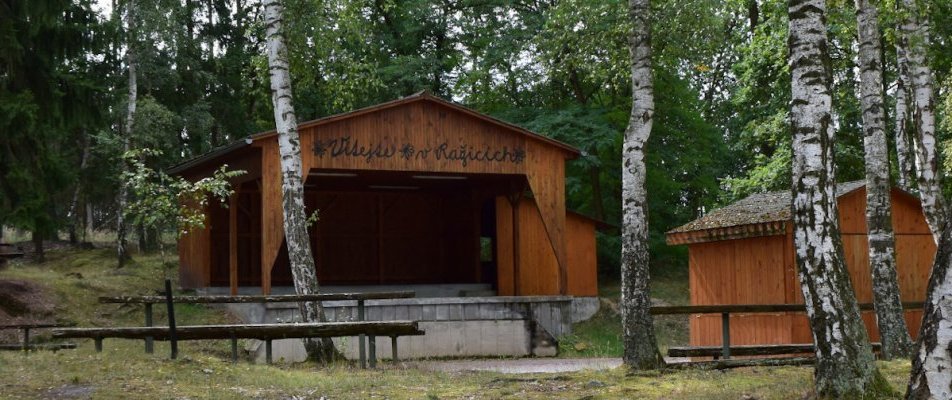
224,296 -> 600,362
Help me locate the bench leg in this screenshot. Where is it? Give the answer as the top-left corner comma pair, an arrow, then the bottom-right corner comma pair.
265,340 -> 272,364
391,336 -> 398,363
95,338 -> 103,353
721,312 -> 731,360
22,328 -> 30,351
144,304 -> 154,354
358,300 -> 366,369
369,336 -> 376,368
231,335 -> 238,363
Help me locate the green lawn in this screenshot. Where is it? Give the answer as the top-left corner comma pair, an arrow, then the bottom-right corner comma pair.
0,247 -> 912,399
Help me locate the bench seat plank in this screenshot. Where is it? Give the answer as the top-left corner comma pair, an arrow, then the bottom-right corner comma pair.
667,343 -> 882,357
98,291 -> 416,304
52,321 -> 424,341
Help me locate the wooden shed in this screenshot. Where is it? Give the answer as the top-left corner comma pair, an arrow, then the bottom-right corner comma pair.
665,181 -> 936,348
169,92 -> 598,298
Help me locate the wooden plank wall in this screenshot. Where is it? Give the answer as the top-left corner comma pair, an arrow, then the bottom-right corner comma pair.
252,99 -> 576,295
495,196 -> 597,296
566,213 -> 598,296
689,187 -> 936,348
177,210 -> 211,288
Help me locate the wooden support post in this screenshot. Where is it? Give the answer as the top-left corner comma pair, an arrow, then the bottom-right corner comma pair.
265,339 -> 272,364
165,279 -> 178,360
229,194 -> 238,296
369,336 -> 376,369
509,194 -> 521,296
358,300 -> 366,369
94,338 -> 102,352
721,312 -> 731,360
144,303 -> 153,354
22,327 -> 30,351
231,333 -> 238,363
391,335 -> 398,363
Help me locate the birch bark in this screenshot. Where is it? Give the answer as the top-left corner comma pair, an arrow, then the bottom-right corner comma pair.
788,0 -> 886,396
894,28 -> 918,193
620,0 -> 664,370
855,0 -> 913,360
117,0 -> 136,268
262,0 -> 336,361
899,0 -> 946,243
906,217 -> 952,399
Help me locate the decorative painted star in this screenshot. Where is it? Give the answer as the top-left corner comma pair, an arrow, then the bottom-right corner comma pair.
400,143 -> 415,160
312,140 -> 327,157
513,149 -> 526,163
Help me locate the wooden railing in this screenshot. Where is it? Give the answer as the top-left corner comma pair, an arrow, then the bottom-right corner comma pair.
98,290 -> 416,367
651,302 -> 925,359
0,322 -> 76,351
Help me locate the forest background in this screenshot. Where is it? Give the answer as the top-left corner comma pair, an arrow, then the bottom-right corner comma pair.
4,0 -> 952,275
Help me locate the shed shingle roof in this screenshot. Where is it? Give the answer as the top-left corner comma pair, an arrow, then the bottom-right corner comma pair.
667,180 -> 868,235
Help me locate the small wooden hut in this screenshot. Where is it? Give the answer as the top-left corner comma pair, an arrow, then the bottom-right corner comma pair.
666,181 -> 936,347
170,92 -> 599,298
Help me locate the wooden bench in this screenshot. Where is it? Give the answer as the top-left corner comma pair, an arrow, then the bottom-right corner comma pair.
53,320 -> 424,364
0,243 -> 24,268
0,323 -> 76,352
96,290 -> 418,367
652,303 -> 922,360
667,343 -> 883,359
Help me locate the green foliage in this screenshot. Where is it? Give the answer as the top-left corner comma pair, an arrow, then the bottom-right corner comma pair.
121,149 -> 244,236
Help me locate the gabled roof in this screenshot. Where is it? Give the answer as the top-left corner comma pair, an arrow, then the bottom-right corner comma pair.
169,92 -> 579,175
665,180 -> 890,245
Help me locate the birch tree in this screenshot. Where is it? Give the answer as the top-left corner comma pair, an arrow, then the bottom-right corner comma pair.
898,0 -> 946,242
894,21 -> 918,193
906,217 -> 952,399
117,0 -> 137,268
262,0 -> 336,361
788,0 -> 888,396
620,0 -> 664,370
855,0 -> 913,360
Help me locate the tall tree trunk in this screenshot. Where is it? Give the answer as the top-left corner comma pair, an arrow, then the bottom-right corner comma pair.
31,231 -> 44,263
590,166 -> 606,222
262,0 -> 336,362
906,212 -> 952,399
894,29 -> 918,193
788,0 -> 886,397
855,0 -> 913,360
117,0 -> 136,268
620,0 -> 664,371
899,0 -> 946,243
67,134 -> 91,246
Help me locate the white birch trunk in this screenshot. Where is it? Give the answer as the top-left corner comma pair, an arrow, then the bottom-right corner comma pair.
855,0 -> 913,360
620,0 -> 664,370
906,218 -> 952,399
894,28 -> 918,193
788,0 -> 885,396
117,0 -> 136,268
899,0 -> 946,243
262,0 -> 336,361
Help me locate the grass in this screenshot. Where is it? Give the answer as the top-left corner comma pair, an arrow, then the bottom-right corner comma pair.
0,247 -> 914,399
559,265 -> 689,358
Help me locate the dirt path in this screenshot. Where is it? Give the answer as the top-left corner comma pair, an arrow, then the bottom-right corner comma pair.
411,357 -> 624,373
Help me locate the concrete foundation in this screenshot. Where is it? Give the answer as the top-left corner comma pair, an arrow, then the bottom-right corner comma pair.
206,286 -> 598,363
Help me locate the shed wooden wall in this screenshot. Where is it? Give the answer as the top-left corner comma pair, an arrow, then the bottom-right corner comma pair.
689,188 -> 936,348
495,197 -> 597,296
